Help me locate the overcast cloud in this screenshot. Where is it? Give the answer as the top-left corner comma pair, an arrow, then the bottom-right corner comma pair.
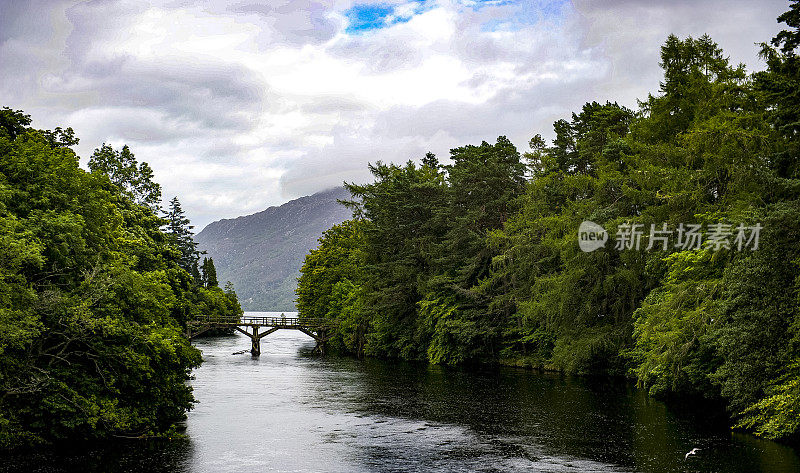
0,0 -> 789,228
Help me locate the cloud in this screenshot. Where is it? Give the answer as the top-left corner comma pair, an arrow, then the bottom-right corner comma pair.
227,1 -> 340,46
572,0 -> 787,100
0,0 -> 790,228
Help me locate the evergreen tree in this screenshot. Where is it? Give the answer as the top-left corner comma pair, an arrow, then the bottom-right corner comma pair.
199,258 -> 208,287
297,220 -> 368,355
722,1 -> 800,439
165,196 -> 200,273
191,260 -> 202,285
422,136 -> 528,364
343,159 -> 448,359
201,257 -> 218,288
296,16 -> 800,441
223,281 -> 236,297
754,1 -> 800,179
421,151 -> 439,169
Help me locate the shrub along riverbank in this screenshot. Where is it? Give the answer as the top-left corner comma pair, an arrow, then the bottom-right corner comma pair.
0,109 -> 242,449
297,5 -> 800,441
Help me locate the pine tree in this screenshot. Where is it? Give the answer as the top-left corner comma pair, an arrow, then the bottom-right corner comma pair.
223,281 -> 236,295
755,0 -> 800,179
201,257 -> 218,288
191,260 -> 201,284
165,196 -> 200,273
421,151 -> 439,169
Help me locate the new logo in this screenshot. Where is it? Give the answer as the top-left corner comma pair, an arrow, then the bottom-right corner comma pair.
578,220 -> 608,252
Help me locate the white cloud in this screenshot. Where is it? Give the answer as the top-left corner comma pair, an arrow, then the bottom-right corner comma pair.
0,0 -> 789,228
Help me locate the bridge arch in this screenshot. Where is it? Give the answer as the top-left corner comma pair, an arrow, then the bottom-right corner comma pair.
188,315 -> 329,356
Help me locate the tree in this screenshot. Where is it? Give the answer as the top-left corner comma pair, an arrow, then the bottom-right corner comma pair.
421,136 -> 528,364
736,360 -> 800,440
297,220 -> 368,355
754,1 -> 800,180
164,196 -> 200,274
0,107 -> 32,140
0,108 -> 204,448
222,281 -> 244,320
542,102 -> 633,175
88,144 -> 162,210
342,159 -> 448,359
201,257 -> 218,288
191,259 -> 202,284
421,151 -> 439,169
296,22 -> 800,440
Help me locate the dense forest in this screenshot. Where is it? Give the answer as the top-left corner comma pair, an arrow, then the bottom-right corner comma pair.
297,4 -> 800,441
0,110 -> 242,448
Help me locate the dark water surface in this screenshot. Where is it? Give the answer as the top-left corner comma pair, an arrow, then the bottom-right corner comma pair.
3,311 -> 799,472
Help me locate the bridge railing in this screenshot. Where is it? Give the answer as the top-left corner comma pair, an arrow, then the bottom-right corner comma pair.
191,315 -> 329,328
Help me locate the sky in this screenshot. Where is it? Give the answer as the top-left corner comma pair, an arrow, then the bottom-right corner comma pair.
0,0 -> 791,229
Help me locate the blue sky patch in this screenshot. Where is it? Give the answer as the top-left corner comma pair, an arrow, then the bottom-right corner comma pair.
344,1 -> 436,34
343,0 -> 567,35
345,4 -> 395,33
480,0 -> 569,32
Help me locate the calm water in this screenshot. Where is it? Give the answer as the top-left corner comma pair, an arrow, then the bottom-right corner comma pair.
3,311 -> 799,473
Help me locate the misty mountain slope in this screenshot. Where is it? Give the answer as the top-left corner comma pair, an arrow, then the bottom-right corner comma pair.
195,187 -> 352,310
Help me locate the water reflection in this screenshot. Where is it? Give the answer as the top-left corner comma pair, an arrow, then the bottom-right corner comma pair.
2,311 -> 798,472
0,438 -> 194,473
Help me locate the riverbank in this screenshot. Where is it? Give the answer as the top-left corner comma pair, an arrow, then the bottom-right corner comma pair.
8,330 -> 799,473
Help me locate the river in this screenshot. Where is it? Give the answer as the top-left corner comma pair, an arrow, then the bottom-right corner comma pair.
2,311 -> 799,472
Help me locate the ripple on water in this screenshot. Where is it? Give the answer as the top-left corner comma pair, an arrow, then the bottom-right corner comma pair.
2,312 -> 798,473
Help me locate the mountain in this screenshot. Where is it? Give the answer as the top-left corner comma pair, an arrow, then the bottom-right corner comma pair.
195,187 -> 352,311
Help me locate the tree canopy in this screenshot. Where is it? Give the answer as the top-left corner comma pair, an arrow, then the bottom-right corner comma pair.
0,109 -> 241,448
297,4 -> 800,442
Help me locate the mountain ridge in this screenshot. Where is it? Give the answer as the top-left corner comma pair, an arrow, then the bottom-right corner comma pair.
195,187 -> 352,310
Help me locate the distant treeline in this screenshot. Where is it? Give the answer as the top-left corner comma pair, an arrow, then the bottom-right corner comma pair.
297,4 -> 800,441
0,111 -> 242,448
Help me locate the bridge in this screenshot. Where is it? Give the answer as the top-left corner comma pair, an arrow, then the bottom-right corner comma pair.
188,315 -> 330,356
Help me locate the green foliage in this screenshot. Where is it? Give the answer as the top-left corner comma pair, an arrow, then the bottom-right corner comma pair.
88,144 -> 162,210
0,108 -> 240,448
736,360 -> 800,440
297,10 -> 800,441
419,295 -> 475,365
711,204 -> 800,415
342,158 -> 449,359
755,1 -> 800,179
222,280 -> 242,313
191,284 -> 243,322
200,257 -> 218,288
631,249 -> 723,397
164,196 -> 199,274
297,220 -> 367,354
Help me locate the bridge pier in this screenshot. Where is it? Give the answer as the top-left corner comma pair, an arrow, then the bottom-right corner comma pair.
190,315 -> 328,357
232,325 -> 279,357
251,326 -> 260,356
